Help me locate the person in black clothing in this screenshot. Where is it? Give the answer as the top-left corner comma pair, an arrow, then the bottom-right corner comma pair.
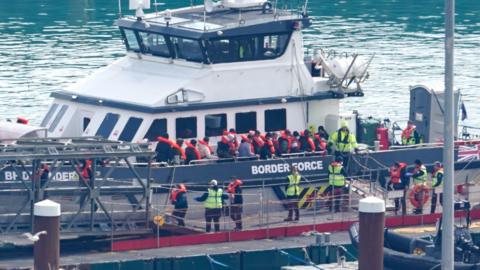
171,184 -> 188,226
316,126 -> 329,141
155,133 -> 171,163
299,130 -> 315,152
185,139 -> 200,164
227,177 -> 243,231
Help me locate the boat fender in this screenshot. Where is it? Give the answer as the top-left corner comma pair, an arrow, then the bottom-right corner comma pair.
408,185 -> 430,208
262,2 -> 272,14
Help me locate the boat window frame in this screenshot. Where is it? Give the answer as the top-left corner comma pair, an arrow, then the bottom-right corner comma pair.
235,111 -> 257,133
96,113 -> 120,139
41,103 -> 59,127
264,108 -> 287,132
144,118 -> 168,141
48,104 -> 68,132
169,36 -> 207,63
137,31 -> 173,58
205,113 -> 227,137
176,116 -> 197,139
119,117 -> 144,142
120,28 -> 142,53
205,31 -> 292,64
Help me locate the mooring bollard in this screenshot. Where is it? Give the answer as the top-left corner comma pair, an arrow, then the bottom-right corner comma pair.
359,196 -> 385,270
34,199 -> 61,270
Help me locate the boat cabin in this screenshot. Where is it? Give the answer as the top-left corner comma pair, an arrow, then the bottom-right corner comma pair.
42,1 -> 366,143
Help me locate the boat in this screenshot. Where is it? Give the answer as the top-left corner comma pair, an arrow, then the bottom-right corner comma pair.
0,0 -> 480,237
349,201 -> 480,270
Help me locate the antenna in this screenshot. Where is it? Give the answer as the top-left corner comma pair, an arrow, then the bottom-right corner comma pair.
118,0 -> 122,18
302,0 -> 309,17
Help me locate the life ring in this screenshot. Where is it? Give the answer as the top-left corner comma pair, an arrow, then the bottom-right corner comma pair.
408,185 -> 430,208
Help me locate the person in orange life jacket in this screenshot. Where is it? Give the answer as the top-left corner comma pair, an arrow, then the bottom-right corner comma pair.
170,139 -> 186,164
198,137 -> 215,159
323,156 -> 348,212
260,133 -> 276,159
401,120 -> 421,145
387,162 -> 408,215
155,133 -> 172,163
405,159 -> 427,214
313,133 -> 327,153
238,137 -> 255,157
229,128 -> 239,149
195,179 -> 228,232
170,184 -> 188,226
252,130 -> 265,155
227,177 -> 243,231
185,139 -> 201,164
430,161 -> 444,214
290,131 -> 301,153
271,132 -> 281,155
299,129 -> 316,152
217,133 -> 235,158
278,130 -> 292,155
78,159 -> 98,211
284,165 -> 304,221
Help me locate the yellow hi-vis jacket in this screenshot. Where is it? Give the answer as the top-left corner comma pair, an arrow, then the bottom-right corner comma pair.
204,188 -> 223,209
328,162 -> 346,187
413,165 -> 427,185
286,174 -> 301,196
329,129 -> 358,153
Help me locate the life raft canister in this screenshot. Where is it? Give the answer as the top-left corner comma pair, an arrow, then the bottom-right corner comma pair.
408,184 -> 430,208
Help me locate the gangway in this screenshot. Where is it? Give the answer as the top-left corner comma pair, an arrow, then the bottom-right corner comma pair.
0,137 -> 155,235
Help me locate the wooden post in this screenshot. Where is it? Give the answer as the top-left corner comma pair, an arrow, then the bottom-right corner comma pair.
34,199 -> 61,270
359,196 -> 385,270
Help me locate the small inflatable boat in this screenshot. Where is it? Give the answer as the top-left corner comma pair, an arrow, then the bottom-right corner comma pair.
349,202 -> 480,270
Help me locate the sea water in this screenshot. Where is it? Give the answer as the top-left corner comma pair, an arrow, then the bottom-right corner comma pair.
0,0 -> 479,128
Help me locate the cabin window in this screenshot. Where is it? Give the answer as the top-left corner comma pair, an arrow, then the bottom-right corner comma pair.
138,32 -> 170,57
40,103 -> 59,127
206,33 -> 290,63
261,34 -> 289,59
235,112 -> 256,133
48,105 -> 68,132
170,37 -> 204,62
122,29 -> 141,52
176,117 -> 197,138
96,113 -> 120,138
265,109 -> 286,132
144,119 -> 167,141
83,117 -> 91,132
205,114 -> 227,137
119,117 -> 143,142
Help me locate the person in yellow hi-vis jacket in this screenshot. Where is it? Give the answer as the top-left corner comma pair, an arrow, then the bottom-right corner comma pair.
195,179 -> 228,232
323,156 -> 348,212
284,166 -> 303,222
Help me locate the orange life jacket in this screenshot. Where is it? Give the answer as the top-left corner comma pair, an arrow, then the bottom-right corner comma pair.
390,162 -> 407,184
227,179 -> 243,193
81,160 -> 93,180
198,139 -> 213,154
185,142 -> 201,160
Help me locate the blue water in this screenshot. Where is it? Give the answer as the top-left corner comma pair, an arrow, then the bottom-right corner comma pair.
0,0 -> 479,127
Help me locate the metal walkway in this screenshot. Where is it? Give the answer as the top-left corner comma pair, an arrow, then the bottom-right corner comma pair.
0,137 -> 155,234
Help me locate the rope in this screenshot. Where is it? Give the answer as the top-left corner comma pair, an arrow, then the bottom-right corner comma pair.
206,254 -> 233,269
278,249 -> 323,269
